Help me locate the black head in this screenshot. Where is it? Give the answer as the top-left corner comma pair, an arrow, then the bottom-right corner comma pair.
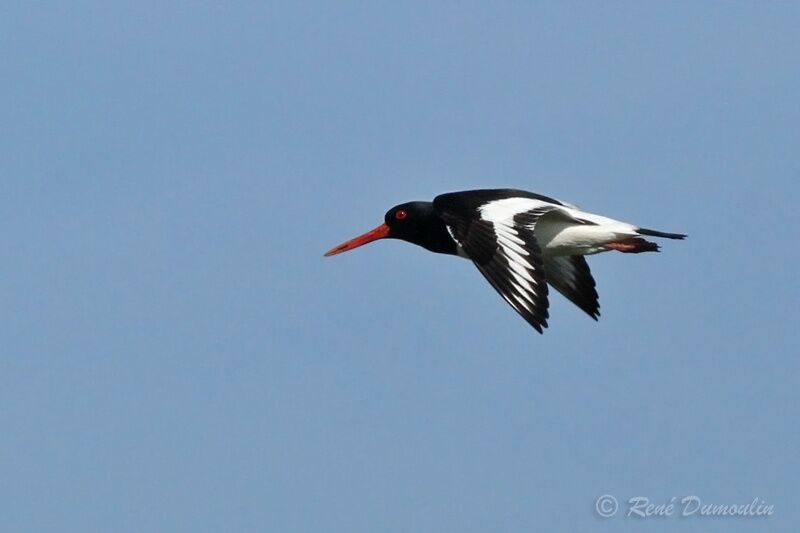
324,200 -> 457,257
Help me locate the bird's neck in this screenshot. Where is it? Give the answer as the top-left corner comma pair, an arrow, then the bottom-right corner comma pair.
412,220 -> 459,256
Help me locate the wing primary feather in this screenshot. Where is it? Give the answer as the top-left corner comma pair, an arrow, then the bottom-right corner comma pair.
543,255 -> 600,320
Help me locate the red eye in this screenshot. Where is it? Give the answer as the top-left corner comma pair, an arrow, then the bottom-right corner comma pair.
395,210 -> 408,220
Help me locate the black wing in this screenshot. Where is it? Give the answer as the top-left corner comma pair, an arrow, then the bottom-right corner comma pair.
543,255 -> 600,320
436,194 -> 556,333
434,188 -> 571,211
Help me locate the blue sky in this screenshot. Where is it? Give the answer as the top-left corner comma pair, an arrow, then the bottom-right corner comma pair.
1,2 -> 798,532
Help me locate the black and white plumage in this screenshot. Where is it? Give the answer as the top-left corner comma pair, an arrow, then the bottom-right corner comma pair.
325,188 -> 686,333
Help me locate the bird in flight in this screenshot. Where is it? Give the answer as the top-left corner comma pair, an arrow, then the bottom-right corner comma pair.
324,189 -> 685,333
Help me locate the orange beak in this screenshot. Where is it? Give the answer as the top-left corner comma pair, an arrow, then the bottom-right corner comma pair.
324,223 -> 391,257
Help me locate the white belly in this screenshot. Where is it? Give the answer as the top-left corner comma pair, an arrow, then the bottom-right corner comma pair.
535,211 -> 638,256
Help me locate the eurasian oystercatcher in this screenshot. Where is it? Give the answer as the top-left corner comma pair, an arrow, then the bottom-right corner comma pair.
325,189 -> 685,333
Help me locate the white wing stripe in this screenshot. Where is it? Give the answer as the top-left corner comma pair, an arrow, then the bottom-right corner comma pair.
510,288 -> 534,310
494,223 -> 526,245
490,223 -> 543,307
504,256 -> 536,282
496,233 -> 529,257
479,198 -> 552,222
502,246 -> 533,271
485,213 -> 546,309
510,271 -> 537,298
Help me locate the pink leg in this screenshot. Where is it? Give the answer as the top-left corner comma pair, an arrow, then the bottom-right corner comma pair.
605,238 -> 660,253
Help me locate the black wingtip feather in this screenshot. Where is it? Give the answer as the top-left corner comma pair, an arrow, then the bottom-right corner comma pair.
543,256 -> 601,321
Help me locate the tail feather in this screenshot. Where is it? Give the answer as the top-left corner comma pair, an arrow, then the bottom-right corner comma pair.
636,227 -> 687,240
